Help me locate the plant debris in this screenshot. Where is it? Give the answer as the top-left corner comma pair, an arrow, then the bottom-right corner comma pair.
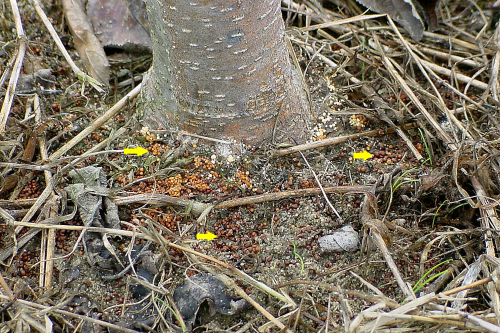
1,0 -> 500,332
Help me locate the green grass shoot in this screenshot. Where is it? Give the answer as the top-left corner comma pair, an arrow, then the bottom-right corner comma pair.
413,258 -> 452,293
292,242 -> 305,275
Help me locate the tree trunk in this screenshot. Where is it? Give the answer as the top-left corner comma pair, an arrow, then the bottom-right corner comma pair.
141,0 -> 310,144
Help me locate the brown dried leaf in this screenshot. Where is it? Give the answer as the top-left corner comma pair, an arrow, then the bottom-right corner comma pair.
415,0 -> 439,30
364,218 -> 392,246
62,0 -> 110,85
86,0 -> 151,52
0,175 -> 18,196
355,0 -> 425,41
420,167 -> 447,193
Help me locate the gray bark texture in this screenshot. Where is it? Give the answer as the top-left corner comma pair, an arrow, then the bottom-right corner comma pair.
141,0 -> 310,144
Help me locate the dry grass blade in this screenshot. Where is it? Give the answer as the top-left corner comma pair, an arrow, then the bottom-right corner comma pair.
0,294 -> 141,333
299,13 -> 387,31
49,83 -> 142,160
140,222 -> 297,332
490,25 -> 500,106
301,44 -> 424,161
32,94 -> 58,290
30,0 -> 104,92
0,0 -> 27,135
372,32 -> 456,150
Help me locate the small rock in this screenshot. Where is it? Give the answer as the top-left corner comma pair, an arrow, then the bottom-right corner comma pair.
318,225 -> 359,253
393,218 -> 406,226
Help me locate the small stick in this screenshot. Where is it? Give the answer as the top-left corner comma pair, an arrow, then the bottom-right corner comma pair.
0,271 -> 14,300
0,198 -> 38,209
298,13 -> 386,32
419,58 -> 488,91
112,193 -> 209,215
442,276 -> 492,296
272,129 -> 382,157
112,186 -> 371,213
10,222 -> 153,240
0,162 -> 52,171
214,185 -> 372,209
418,46 -> 484,68
423,31 -> 486,52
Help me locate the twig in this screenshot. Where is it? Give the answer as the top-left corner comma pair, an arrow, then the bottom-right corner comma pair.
298,13 -> 386,32
112,193 -> 209,215
112,185 -> 372,213
0,199 -> 38,209
0,271 -> 14,300
10,222 -> 153,240
419,58 -> 488,91
214,185 -> 372,209
423,31 -> 485,52
442,276 -> 492,296
418,46 -> 484,68
271,129 -> 382,157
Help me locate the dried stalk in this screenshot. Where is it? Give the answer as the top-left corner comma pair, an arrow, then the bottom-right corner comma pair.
33,95 -> 58,289
0,0 -> 27,134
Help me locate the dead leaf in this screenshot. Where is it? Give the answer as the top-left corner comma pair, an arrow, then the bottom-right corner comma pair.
0,175 -> 18,196
62,0 -> 110,85
173,273 -> 247,331
86,0 -> 151,52
415,0 -> 439,30
355,0 -> 425,41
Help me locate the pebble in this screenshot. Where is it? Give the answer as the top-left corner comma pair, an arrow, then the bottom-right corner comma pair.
318,225 -> 360,252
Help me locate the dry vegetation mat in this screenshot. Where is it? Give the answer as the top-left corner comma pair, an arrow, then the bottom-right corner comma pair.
1,0 -> 500,332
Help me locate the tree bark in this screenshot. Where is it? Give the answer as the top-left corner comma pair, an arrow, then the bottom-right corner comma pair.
141,0 -> 310,144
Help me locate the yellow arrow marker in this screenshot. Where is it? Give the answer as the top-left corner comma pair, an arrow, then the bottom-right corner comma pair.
353,150 -> 373,161
124,146 -> 148,156
196,232 -> 217,241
